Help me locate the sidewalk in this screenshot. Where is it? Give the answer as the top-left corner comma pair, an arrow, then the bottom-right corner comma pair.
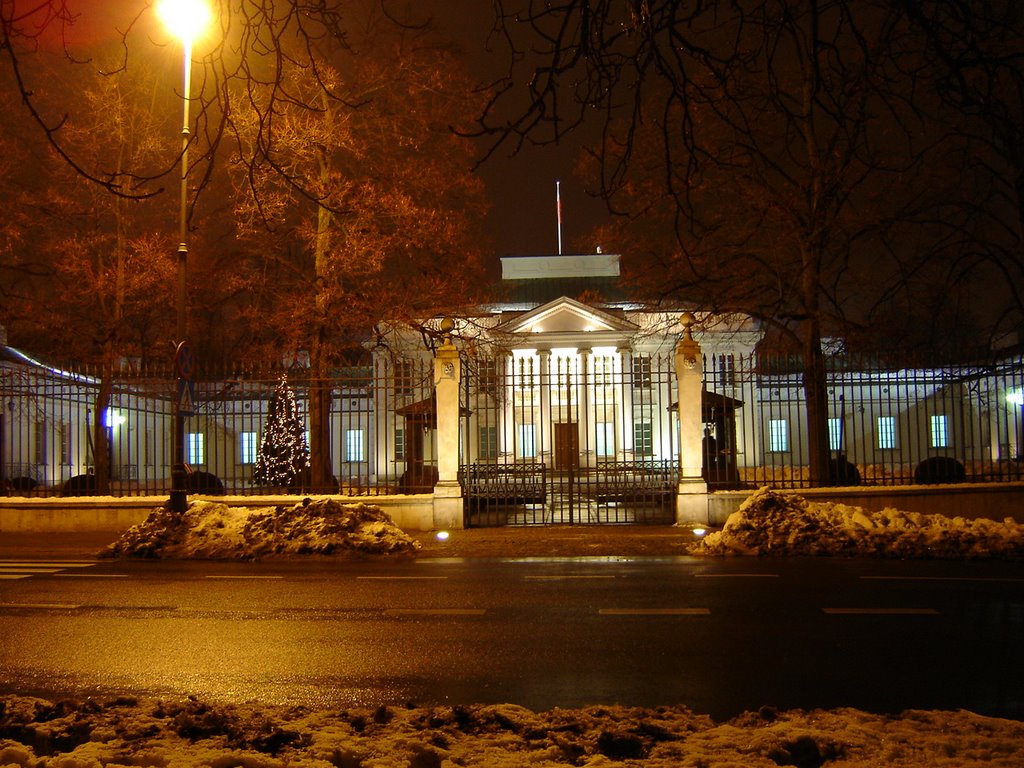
0,525 -> 703,560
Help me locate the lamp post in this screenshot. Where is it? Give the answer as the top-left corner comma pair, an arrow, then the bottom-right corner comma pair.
157,0 -> 211,513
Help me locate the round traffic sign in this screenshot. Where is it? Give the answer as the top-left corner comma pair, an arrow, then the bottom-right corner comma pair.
175,341 -> 195,380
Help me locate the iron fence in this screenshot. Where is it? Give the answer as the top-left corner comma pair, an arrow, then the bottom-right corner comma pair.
705,353 -> 1024,489
3,349 -> 1022,499
0,356 -> 434,497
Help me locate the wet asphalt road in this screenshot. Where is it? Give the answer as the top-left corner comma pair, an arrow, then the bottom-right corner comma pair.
1,553 -> 1022,719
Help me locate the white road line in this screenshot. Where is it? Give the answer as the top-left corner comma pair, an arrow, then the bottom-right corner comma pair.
695,573 -> 779,578
860,575 -> 1024,583
1,602 -> 81,609
0,567 -> 62,573
384,608 -> 486,616
0,575 -> 32,580
823,607 -> 940,615
0,561 -> 97,567
599,608 -> 711,616
357,576 -> 449,580
55,573 -> 129,578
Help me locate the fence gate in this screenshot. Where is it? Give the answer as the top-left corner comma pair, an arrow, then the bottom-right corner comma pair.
460,350 -> 679,526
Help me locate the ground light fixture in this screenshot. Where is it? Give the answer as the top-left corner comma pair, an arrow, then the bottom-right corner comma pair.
436,531 -> 450,542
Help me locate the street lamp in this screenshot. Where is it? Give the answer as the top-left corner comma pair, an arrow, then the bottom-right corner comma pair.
158,0 -> 211,513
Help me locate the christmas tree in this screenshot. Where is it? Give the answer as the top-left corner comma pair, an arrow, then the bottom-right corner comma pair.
253,375 -> 311,489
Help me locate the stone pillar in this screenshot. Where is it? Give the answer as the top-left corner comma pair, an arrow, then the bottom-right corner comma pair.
674,311 -> 708,524
433,318 -> 463,529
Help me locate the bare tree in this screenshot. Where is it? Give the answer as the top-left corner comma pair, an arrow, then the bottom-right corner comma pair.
476,0 -> 997,485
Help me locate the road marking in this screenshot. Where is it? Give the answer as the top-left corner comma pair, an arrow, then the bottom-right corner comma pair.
599,608 -> 711,616
823,607 -> 940,615
0,561 -> 97,567
861,575 -> 1024,583
1,602 -> 81,610
524,575 -> 617,581
0,560 -> 99,579
384,608 -> 486,616
55,573 -> 129,578
695,573 -> 779,578
204,576 -> 284,580
357,576 -> 449,581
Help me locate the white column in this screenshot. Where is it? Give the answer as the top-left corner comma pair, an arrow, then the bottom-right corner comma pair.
433,319 -> 463,529
675,312 -> 708,523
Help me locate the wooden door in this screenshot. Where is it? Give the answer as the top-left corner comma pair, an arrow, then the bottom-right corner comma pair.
554,422 -> 579,470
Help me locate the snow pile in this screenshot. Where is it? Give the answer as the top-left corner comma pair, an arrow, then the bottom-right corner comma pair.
1,695 -> 1022,768
99,498 -> 420,560
691,487 -> 1024,559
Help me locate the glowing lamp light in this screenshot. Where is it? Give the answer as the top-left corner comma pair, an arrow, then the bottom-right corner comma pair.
436,531 -> 450,542
1008,390 -> 1024,406
692,528 -> 707,537
156,0 -> 212,44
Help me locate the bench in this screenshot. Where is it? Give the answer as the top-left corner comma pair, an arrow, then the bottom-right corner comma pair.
586,463 -> 677,507
460,462 -> 548,507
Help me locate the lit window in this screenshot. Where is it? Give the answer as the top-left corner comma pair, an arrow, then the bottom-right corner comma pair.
827,418 -> 843,452
768,419 -> 788,453
187,432 -> 205,465
877,417 -> 896,450
518,424 -> 537,458
345,429 -> 365,462
240,432 -> 258,464
395,428 -> 405,460
930,415 -> 949,448
596,422 -> 615,457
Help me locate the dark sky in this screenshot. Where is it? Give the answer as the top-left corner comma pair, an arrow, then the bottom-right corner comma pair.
429,0 -> 610,258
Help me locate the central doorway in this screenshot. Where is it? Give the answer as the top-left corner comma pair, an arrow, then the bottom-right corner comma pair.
554,422 -> 579,470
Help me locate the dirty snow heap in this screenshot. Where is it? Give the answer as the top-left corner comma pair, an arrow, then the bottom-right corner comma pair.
100,498 -> 419,559
691,487 -> 1024,559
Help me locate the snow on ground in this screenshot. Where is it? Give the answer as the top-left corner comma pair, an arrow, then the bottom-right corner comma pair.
99,498 -> 420,559
2,694 -> 1023,768
690,487 -> 1024,559
11,490 -> 1023,764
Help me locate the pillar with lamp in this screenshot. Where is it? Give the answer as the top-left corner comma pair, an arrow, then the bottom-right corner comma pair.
155,0 -> 212,513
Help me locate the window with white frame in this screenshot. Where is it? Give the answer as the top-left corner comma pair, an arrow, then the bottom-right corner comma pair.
518,423 -> 537,458
632,355 -> 652,389
394,427 -> 405,460
187,432 -> 205,465
930,414 -> 949,448
345,429 -> 365,462
634,421 -> 653,455
240,432 -> 258,464
394,360 -> 415,399
59,422 -> 72,465
479,425 -> 498,460
768,419 -> 789,453
717,354 -> 736,387
877,416 -> 896,450
827,418 -> 844,452
596,422 -> 615,457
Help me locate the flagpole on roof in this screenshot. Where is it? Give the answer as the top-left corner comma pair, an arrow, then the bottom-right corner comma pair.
556,180 -> 563,255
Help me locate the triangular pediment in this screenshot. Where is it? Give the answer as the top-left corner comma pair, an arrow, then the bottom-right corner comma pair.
498,296 -> 638,336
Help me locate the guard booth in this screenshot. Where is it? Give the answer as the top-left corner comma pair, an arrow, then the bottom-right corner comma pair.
699,389 -> 743,488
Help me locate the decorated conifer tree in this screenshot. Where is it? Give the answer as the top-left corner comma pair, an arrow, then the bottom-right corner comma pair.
253,375 -> 311,489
